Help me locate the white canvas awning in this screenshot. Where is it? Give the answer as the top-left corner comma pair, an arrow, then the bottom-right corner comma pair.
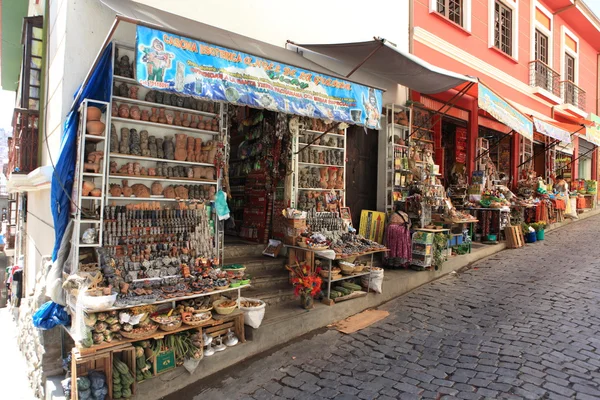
289,38 -> 477,94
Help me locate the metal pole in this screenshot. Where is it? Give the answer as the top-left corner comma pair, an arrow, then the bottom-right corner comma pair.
517,125 -> 585,169
474,130 -> 514,162
345,39 -> 385,78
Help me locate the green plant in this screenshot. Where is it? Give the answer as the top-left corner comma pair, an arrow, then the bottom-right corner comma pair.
433,233 -> 449,268
530,222 -> 546,232
521,223 -> 531,234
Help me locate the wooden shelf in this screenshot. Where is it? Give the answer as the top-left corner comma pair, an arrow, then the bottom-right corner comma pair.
84,134 -> 106,143
298,188 -> 344,191
108,174 -> 217,185
111,117 -> 219,136
113,96 -> 218,118
298,162 -> 344,168
113,75 -> 137,85
106,196 -> 178,202
322,271 -> 370,283
109,153 -> 214,167
83,173 -> 103,177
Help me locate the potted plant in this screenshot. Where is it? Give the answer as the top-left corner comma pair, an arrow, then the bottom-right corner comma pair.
285,262 -> 322,309
522,223 -> 537,243
531,222 -> 547,241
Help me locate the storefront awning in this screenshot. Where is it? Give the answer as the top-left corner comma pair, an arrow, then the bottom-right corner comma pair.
533,117 -> 572,144
477,83 -> 533,140
289,38 -> 477,94
586,114 -> 600,146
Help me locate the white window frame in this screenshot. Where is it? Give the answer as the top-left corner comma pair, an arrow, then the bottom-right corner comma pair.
560,25 -> 579,85
488,0 -> 519,60
530,1 -> 553,68
429,0 -> 472,32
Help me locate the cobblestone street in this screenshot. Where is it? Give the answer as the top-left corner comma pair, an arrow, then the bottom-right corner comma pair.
172,216 -> 600,400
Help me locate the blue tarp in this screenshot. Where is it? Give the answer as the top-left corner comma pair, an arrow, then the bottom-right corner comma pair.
50,43 -> 113,261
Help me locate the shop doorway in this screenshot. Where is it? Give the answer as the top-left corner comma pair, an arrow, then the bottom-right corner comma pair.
478,127 -> 512,184
345,125 -> 378,228
533,142 -> 546,178
225,108 -> 290,244
441,117 -> 468,184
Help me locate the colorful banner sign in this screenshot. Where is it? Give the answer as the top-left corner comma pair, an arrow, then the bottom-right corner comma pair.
587,114 -> 600,146
478,84 -> 533,140
135,26 -> 383,129
533,117 -> 571,144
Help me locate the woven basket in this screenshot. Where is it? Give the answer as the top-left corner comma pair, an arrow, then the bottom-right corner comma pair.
183,314 -> 212,326
213,299 -> 237,315
120,324 -> 158,339
159,319 -> 182,331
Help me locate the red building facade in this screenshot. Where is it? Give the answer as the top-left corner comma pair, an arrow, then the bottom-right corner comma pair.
412,0 -> 600,183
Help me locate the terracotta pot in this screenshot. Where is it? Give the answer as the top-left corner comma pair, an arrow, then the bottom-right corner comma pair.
130,106 -> 141,120
87,106 -> 102,121
86,121 -> 106,136
150,107 -> 159,123
90,188 -> 102,197
141,110 -> 150,121
158,109 -> 167,124
118,104 -> 130,118
182,113 -> 190,127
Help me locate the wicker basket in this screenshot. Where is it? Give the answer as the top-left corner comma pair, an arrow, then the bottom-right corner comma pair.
120,324 -> 158,339
182,313 -> 212,326
353,264 -> 365,273
310,245 -> 329,251
159,319 -> 182,331
213,299 -> 237,315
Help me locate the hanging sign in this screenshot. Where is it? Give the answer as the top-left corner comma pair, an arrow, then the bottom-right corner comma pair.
478,84 -> 533,140
586,114 -> 600,146
533,117 -> 571,144
135,26 -> 383,129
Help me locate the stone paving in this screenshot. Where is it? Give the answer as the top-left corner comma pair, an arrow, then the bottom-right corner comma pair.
177,215 -> 600,400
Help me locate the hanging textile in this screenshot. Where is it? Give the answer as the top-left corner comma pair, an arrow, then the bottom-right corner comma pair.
50,43 -> 113,261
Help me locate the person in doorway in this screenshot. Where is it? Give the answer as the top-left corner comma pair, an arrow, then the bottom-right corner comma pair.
384,201 -> 412,268
554,175 -> 575,219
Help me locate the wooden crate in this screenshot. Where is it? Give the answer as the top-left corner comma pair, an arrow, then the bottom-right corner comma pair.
71,348 -> 112,400
112,345 -> 137,396
504,226 -> 524,249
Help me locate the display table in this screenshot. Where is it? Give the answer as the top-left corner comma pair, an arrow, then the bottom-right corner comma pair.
458,207 -> 509,243
441,219 -> 478,254
284,245 -> 388,305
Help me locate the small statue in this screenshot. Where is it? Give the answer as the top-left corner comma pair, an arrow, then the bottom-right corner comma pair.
118,82 -> 129,97
129,86 -> 139,100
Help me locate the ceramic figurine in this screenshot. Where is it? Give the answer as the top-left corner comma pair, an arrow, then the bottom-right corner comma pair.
151,181 -> 163,196
90,188 -> 102,197
110,124 -> 118,152
157,138 -> 165,158
148,136 -> 158,158
163,136 -> 175,160
119,128 -> 130,154
140,167 -> 148,176
129,86 -> 139,100
132,183 -> 151,198
158,109 -> 167,124
148,168 -> 156,176
155,91 -> 164,104
318,152 -> 325,165
174,111 -> 182,126
111,103 -> 119,117
130,105 -> 141,120
328,168 -> 337,189
145,90 -> 156,103
182,113 -> 190,127
166,112 -> 174,125
118,82 -> 129,97
130,129 -> 141,156
319,167 -> 328,188
110,184 -> 122,197
122,180 -> 133,197
174,134 -> 187,161
141,110 -> 150,121
162,93 -> 171,105
164,186 -> 176,198
82,181 -> 95,196
176,96 -> 185,108
119,55 -> 132,78
194,138 -> 202,162
190,115 -> 198,129
118,104 -> 130,118
109,161 -> 117,174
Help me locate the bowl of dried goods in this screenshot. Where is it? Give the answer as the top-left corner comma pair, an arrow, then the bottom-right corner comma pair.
213,299 -> 237,315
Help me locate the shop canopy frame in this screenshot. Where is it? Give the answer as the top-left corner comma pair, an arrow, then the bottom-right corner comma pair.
288,39 -> 537,152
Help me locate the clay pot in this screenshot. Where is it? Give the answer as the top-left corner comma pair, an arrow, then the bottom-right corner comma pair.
86,121 -> 106,136
174,111 -> 182,126
166,112 -> 174,125
122,180 -> 133,197
151,181 -> 163,195
110,183 -> 123,197
328,168 -> 337,189
82,181 -> 95,196
198,117 -> 205,130
111,103 -> 119,117
132,183 -> 151,198
182,113 -> 190,127
90,188 -> 102,197
87,106 -> 102,121
130,106 -> 141,120
164,186 -> 176,198
158,109 -> 167,124
141,110 -> 150,121
190,115 -> 198,129
174,185 -> 189,199
319,167 -> 328,189
150,108 -> 159,123
118,104 -> 130,118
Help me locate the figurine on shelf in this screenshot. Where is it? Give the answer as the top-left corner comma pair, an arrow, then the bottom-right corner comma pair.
132,183 -> 151,198
118,55 -> 132,78
174,133 -> 187,161
150,107 -> 159,123
151,181 -> 163,196
158,109 -> 167,124
118,103 -> 130,118
130,105 -> 141,120
129,85 -> 139,100
118,82 -> 129,97
82,181 -> 95,196
122,180 -> 133,197
84,151 -> 103,173
148,135 -> 158,158
109,161 -> 117,174
164,185 -> 176,198
111,103 -> 118,117
182,113 -> 190,127
109,184 -> 122,197
130,129 -> 141,156
145,90 -> 156,103
140,130 -> 150,157
157,138 -> 165,158
163,136 -> 174,160
110,124 -> 118,153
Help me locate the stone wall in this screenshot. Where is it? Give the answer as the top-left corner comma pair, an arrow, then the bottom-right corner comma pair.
15,257 -> 65,399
